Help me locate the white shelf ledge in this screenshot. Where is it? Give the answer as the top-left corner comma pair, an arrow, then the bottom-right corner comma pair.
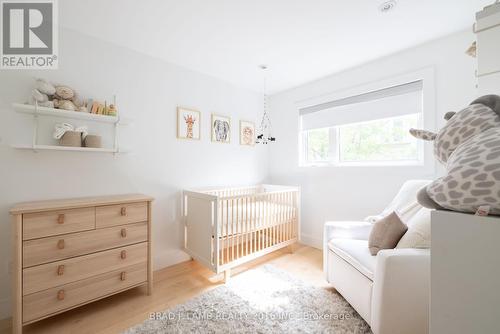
11,144 -> 129,154
13,103 -> 132,125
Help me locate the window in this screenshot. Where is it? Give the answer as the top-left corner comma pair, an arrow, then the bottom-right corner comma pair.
300,80 -> 423,166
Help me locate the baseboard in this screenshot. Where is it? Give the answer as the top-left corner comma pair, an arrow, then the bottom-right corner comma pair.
299,233 -> 323,249
0,297 -> 10,320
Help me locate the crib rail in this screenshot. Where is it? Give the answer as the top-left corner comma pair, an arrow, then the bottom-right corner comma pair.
217,189 -> 299,268
200,185 -> 263,198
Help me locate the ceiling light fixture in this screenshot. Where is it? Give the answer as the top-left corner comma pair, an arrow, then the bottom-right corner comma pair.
379,0 -> 397,13
256,65 -> 275,145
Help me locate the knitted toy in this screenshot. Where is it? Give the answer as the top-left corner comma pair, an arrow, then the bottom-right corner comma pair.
29,78 -> 86,112
410,95 -> 500,215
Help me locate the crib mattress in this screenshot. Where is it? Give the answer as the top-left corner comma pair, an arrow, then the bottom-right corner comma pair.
217,201 -> 296,237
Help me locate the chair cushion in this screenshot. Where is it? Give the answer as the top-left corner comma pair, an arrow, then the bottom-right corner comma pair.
368,212 -> 408,255
328,239 -> 377,281
380,180 -> 431,219
396,207 -> 431,249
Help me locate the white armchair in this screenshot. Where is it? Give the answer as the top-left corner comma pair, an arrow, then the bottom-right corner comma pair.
324,180 -> 431,334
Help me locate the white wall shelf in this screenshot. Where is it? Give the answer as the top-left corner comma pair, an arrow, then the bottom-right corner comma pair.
12,99 -> 131,154
11,144 -> 129,154
12,103 -> 132,125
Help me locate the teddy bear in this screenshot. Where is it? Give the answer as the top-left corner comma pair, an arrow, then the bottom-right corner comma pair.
410,95 -> 500,215
29,78 -> 86,112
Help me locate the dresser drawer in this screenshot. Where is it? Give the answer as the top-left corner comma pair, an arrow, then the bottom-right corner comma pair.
23,262 -> 147,323
23,222 -> 148,268
23,208 -> 95,240
23,243 -> 148,295
96,202 -> 148,228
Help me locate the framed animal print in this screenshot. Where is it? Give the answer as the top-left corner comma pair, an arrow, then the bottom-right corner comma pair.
177,107 -> 201,140
211,114 -> 231,144
240,121 -> 255,146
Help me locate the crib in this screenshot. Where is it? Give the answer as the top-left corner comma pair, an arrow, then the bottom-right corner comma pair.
183,184 -> 300,280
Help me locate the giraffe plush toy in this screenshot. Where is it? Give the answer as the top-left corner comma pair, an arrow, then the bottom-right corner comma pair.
410,95 -> 500,215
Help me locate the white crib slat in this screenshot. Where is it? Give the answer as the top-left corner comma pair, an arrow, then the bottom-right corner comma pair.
241,197 -> 244,258
282,193 -> 286,243
241,198 -> 244,257
267,195 -> 273,247
275,193 -> 279,245
231,198 -> 235,262
292,191 -> 295,239
236,198 -> 240,260
245,197 -> 248,256
267,194 -> 270,248
249,196 -> 252,255
271,193 -> 275,247
260,197 -> 263,251
221,199 -> 224,265
253,196 -> 256,253
280,192 -> 284,244
242,197 -> 246,257
286,192 -> 290,241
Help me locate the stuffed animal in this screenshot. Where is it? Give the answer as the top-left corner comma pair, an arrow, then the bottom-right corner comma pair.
28,79 -> 86,112
410,95 -> 500,215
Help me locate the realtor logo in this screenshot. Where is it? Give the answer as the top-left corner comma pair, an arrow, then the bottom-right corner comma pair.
1,0 -> 58,69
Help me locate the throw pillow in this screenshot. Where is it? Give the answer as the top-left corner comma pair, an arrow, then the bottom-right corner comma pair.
368,211 -> 408,256
396,207 -> 431,249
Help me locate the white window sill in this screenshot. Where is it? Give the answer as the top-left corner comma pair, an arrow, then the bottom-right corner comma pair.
299,160 -> 425,168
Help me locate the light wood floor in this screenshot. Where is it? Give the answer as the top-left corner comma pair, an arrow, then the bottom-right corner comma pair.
0,244 -> 328,334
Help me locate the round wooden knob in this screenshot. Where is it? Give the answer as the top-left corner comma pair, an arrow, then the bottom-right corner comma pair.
57,239 -> 65,249
121,250 -> 127,259
57,290 -> 65,300
57,265 -> 65,276
57,214 -> 65,224
121,228 -> 127,238
120,207 -> 127,216
120,272 -> 126,281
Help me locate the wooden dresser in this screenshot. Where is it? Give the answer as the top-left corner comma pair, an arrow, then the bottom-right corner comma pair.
10,194 -> 154,334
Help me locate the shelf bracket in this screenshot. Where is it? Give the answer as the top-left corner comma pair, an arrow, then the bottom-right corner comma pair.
32,101 -> 39,150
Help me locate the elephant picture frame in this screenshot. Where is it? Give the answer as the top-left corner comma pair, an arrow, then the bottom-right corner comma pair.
211,114 -> 231,144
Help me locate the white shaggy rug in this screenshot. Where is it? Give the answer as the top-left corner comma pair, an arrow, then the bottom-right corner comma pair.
124,265 -> 372,334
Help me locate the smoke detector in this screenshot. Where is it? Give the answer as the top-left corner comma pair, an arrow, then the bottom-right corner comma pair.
379,0 -> 397,13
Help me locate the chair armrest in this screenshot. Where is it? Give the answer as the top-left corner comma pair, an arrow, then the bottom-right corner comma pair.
324,221 -> 373,244
371,248 -> 430,334
323,221 -> 373,277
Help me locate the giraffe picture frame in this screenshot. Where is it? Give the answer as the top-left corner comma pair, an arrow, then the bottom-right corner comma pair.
177,107 -> 201,140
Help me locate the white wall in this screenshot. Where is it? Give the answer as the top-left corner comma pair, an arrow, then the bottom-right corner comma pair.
268,30 -> 478,248
0,29 -> 268,318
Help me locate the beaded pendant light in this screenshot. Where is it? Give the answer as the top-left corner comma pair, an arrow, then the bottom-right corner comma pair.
256,65 -> 275,144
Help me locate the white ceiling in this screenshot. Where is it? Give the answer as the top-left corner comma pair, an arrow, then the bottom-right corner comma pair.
60,0 -> 492,94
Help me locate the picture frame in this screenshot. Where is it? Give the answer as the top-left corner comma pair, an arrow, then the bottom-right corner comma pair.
211,114 -> 231,144
177,107 -> 201,140
239,120 -> 256,146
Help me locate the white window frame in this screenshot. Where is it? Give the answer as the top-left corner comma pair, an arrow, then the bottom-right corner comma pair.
296,67 -> 436,172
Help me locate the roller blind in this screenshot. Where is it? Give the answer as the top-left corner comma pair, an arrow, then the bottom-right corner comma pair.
300,80 -> 423,131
